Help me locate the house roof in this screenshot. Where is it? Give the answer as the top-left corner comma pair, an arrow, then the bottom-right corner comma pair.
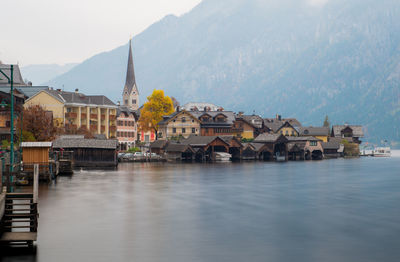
321,140 -> 341,150
190,111 -> 235,127
21,142 -> 52,148
165,143 -> 194,153
332,125 -> 364,137
288,142 -> 306,152
33,89 -> 117,107
0,86 -> 49,98
180,135 -> 219,146
263,118 -> 302,132
0,64 -> 26,86
297,126 -> 329,136
150,140 -> 168,149
286,136 -> 321,142
238,115 -> 263,129
117,106 -> 139,119
158,110 -> 200,126
253,133 -> 282,143
53,138 -> 118,149
219,135 -> 243,148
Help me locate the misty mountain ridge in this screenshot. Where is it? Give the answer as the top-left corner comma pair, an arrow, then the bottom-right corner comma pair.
44,0 -> 400,146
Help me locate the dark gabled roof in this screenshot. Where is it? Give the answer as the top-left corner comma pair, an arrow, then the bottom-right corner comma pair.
263,118 -> 302,132
254,133 -> 282,143
219,135 -> 243,148
190,111 -> 235,126
35,89 -> 116,107
180,135 -> 219,146
165,143 -> 194,153
322,140 -> 341,150
150,140 -> 168,149
117,106 -> 139,120
237,114 -> 263,129
53,138 -> 118,149
297,126 -> 329,136
286,136 -> 321,142
0,64 -> 26,86
276,121 -> 299,134
332,125 -> 364,137
249,143 -> 265,151
158,110 -> 200,126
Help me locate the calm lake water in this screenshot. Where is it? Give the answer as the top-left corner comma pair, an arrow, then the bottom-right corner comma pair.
2,152 -> 400,262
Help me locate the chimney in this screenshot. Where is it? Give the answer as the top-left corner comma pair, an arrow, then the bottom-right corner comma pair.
75,88 -> 79,93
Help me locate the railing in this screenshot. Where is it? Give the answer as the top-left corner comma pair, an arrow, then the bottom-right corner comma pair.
109,115 -> 116,121
65,112 -> 77,118
90,114 -> 98,119
101,115 -> 106,120
90,125 -> 97,131
81,113 -> 87,119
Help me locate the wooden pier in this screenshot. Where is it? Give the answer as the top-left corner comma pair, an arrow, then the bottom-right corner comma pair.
0,165 -> 39,247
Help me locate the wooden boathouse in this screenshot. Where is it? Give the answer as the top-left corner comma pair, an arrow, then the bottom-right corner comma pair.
52,136 -> 118,168
20,142 -> 57,181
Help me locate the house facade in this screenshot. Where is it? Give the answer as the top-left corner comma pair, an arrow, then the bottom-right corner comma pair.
331,125 -> 364,144
117,107 -> 138,150
25,89 -> 118,138
157,110 -> 201,140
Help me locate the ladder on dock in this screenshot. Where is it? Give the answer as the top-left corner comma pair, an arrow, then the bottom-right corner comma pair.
0,193 -> 38,246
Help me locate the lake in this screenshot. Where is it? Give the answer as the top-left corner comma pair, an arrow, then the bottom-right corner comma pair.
2,153 -> 400,262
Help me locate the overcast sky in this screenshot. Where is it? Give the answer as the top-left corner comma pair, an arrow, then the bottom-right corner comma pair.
0,0 -> 201,66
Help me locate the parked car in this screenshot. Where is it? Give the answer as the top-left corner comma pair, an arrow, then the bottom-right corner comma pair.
133,152 -> 144,157
123,153 -> 134,161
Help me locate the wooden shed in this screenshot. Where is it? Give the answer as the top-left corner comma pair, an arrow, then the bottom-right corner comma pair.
21,142 -> 52,164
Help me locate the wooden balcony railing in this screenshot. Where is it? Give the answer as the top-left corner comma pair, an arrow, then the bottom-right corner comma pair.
109,126 -> 117,132
109,115 -> 116,121
90,114 -> 98,119
65,112 -> 77,118
81,113 -> 87,119
101,115 -> 106,120
90,125 -> 97,131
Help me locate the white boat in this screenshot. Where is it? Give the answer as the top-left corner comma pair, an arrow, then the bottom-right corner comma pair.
215,152 -> 232,161
372,147 -> 391,157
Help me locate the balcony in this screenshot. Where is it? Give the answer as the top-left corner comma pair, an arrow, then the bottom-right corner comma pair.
110,126 -> 117,132
90,125 -> 97,131
101,114 -> 106,120
65,112 -> 77,118
81,113 -> 87,119
90,114 -> 98,119
109,115 -> 116,121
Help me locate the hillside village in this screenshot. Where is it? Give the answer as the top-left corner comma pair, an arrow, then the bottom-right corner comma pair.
0,41 -> 364,165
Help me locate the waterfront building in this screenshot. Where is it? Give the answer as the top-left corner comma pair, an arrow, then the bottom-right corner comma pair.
322,138 -> 344,158
253,133 -> 289,161
331,125 -> 364,144
263,115 -> 302,136
117,107 -> 138,150
25,89 -> 118,138
286,136 -> 324,160
53,135 -> 118,167
0,90 -> 25,142
297,126 -> 330,142
236,113 -> 270,138
157,110 -> 201,140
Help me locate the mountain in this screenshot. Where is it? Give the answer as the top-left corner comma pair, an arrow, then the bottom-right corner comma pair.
46,0 -> 400,146
21,63 -> 77,85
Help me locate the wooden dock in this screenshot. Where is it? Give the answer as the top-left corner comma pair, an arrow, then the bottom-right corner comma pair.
0,165 -> 39,247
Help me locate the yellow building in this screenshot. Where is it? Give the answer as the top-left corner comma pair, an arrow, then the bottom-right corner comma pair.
25,89 -> 118,138
276,122 -> 299,137
158,110 -> 201,140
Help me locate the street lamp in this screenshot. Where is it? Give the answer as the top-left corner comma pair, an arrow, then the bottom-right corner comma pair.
0,65 -> 15,191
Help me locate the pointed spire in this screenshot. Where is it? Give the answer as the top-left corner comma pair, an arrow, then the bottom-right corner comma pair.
124,39 -> 137,94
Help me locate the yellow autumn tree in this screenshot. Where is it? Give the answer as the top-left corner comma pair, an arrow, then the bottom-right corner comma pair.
139,90 -> 174,139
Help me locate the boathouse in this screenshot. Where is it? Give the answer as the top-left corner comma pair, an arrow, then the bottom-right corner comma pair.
286,136 -> 324,160
180,135 -> 231,161
253,133 -> 289,161
164,143 -> 195,161
53,136 -> 118,167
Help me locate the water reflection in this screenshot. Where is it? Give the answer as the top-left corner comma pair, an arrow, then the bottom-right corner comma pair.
1,156 -> 400,262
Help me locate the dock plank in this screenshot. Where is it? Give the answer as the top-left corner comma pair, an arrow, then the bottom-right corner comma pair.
0,232 -> 37,242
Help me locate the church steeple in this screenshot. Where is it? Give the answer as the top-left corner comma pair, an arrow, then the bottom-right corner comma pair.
122,39 -> 139,110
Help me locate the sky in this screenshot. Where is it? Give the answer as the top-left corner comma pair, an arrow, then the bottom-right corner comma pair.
0,0 -> 201,66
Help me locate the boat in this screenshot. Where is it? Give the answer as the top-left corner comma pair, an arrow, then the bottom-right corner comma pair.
215,152 -> 232,161
372,147 -> 391,157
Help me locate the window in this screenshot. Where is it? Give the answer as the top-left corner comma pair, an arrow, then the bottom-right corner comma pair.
124,100 -> 128,105
132,99 -> 136,104
181,117 -> 186,123
182,128 -> 186,134
124,121 -> 128,126
280,131 -> 283,134
291,131 -> 295,136
310,141 -> 317,146
173,128 -> 177,134
192,119 -> 194,123
192,128 -> 196,134
285,130 -> 289,135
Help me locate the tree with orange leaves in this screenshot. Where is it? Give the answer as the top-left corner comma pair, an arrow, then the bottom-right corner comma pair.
138,90 -> 174,139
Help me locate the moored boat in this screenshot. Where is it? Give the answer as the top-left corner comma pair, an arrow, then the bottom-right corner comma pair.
372,147 -> 391,157
215,152 -> 232,161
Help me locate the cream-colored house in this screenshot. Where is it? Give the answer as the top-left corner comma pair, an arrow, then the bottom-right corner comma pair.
158,110 -> 201,140
25,89 -> 118,138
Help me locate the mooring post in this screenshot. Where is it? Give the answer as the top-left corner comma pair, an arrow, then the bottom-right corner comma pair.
33,164 -> 39,204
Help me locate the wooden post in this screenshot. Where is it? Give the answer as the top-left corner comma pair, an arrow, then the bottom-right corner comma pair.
33,164 -> 39,204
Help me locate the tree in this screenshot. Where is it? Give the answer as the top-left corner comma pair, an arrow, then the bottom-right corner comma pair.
139,90 -> 174,139
323,115 -> 330,128
17,105 -> 58,141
